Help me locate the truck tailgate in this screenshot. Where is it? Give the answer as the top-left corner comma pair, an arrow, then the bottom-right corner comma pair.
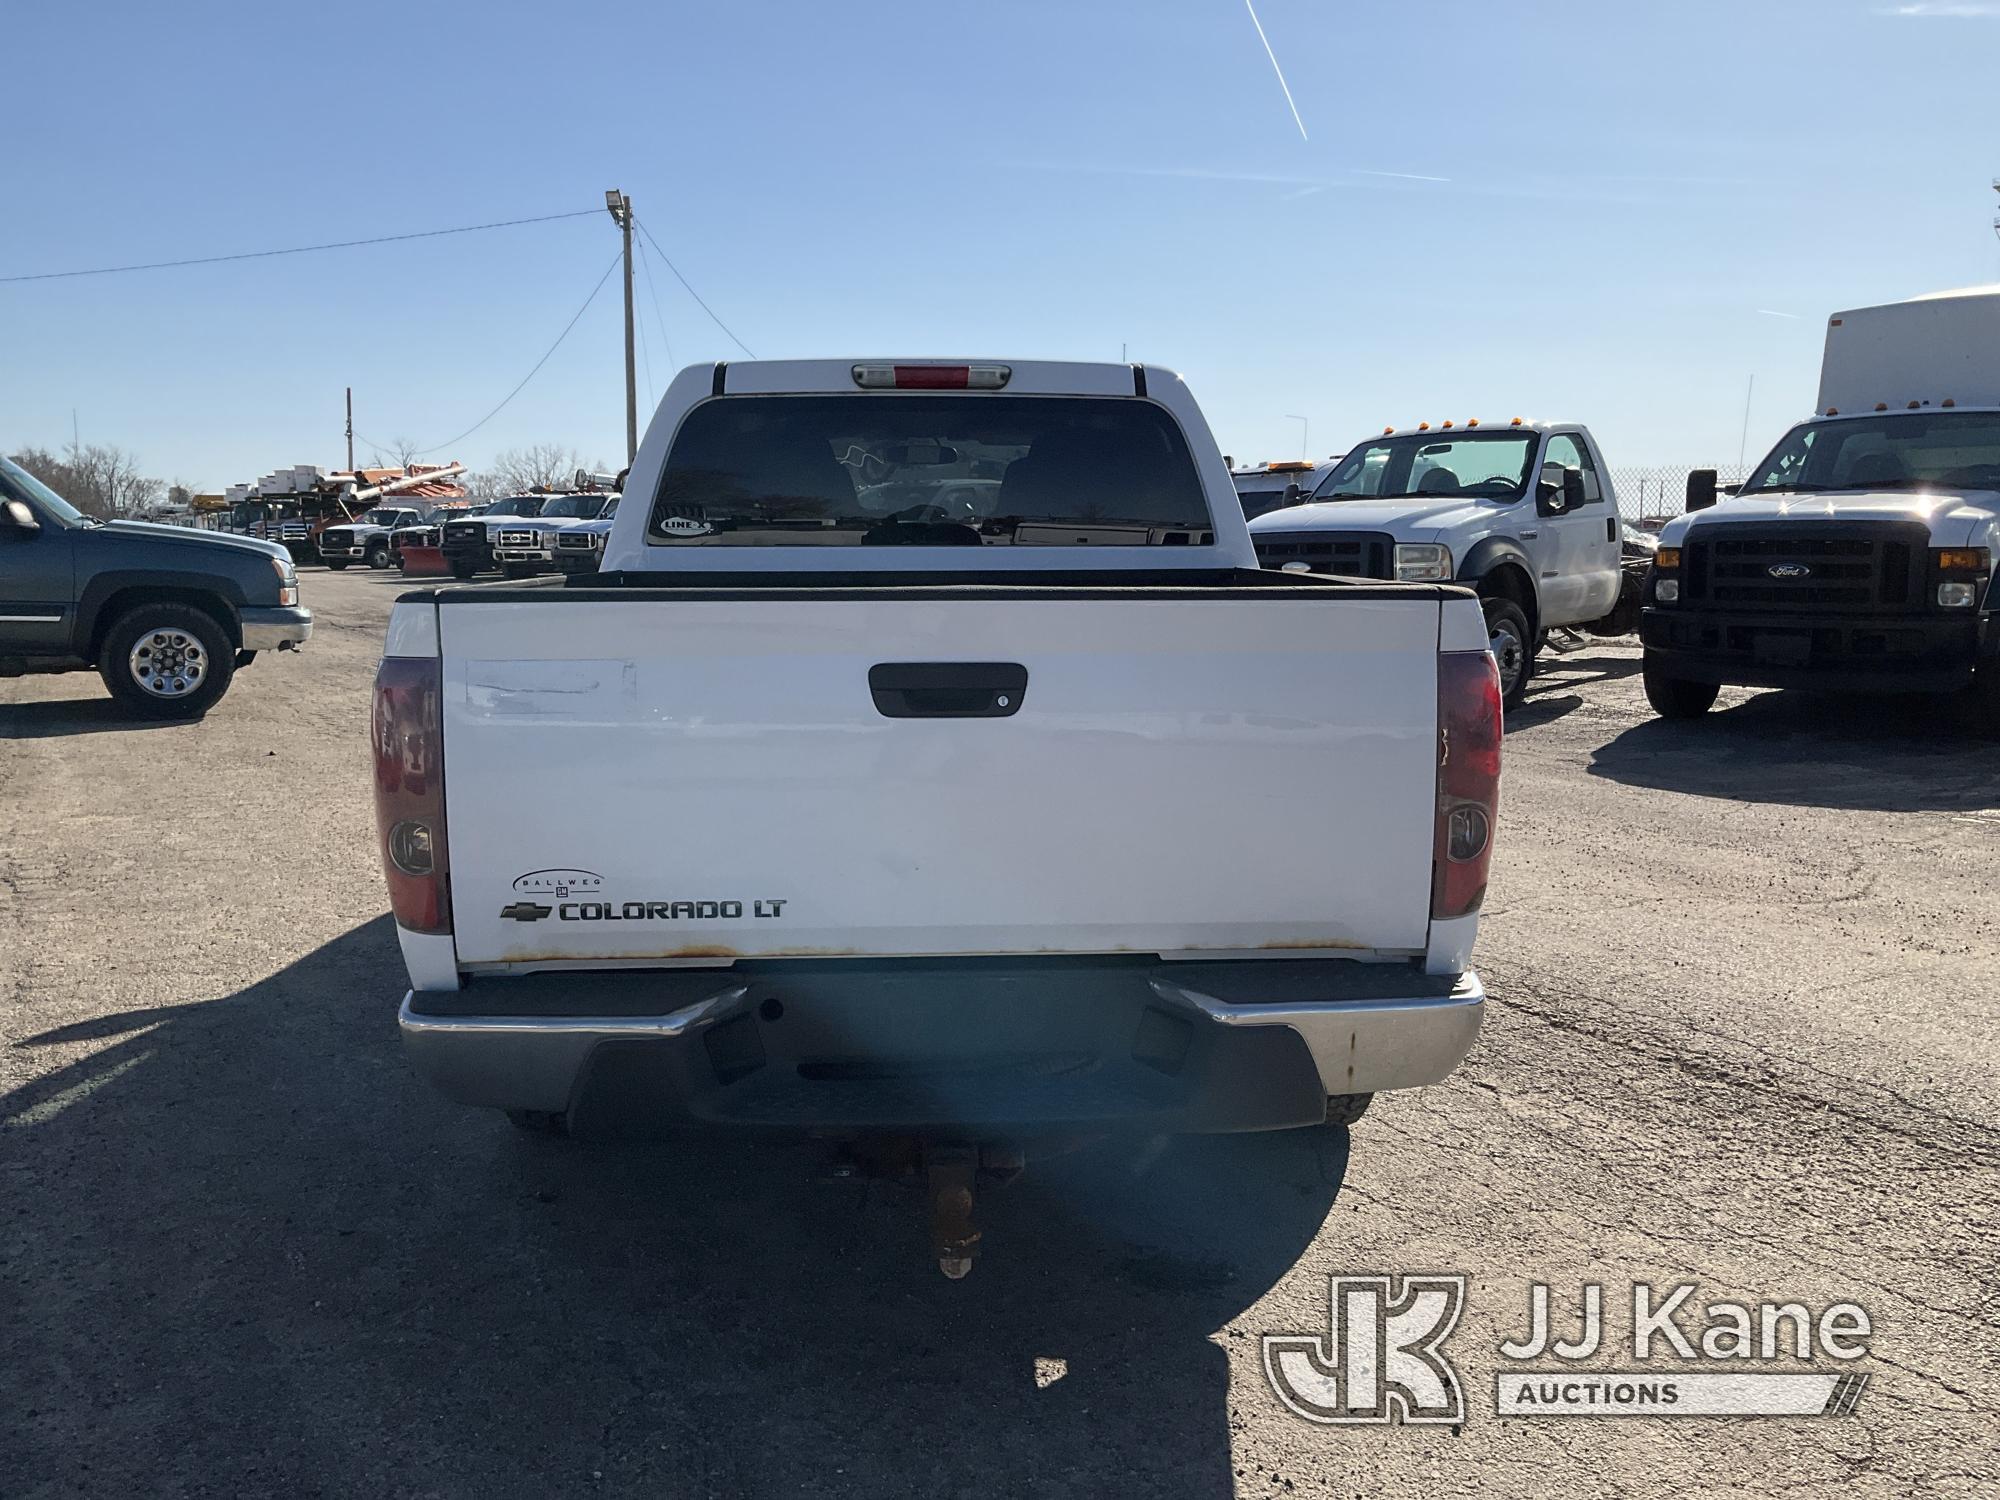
438,592 -> 1441,965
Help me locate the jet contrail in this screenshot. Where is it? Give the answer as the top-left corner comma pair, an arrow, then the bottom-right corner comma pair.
1243,0 -> 1309,142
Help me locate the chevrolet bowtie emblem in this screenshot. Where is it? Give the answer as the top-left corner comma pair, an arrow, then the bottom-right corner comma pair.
500,902 -> 553,922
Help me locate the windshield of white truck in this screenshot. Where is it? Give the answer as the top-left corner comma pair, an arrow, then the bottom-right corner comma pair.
1740,412 -> 2000,495
537,495 -> 608,519
648,395 -> 1212,546
1310,432 -> 1538,502
1235,484 -> 1297,520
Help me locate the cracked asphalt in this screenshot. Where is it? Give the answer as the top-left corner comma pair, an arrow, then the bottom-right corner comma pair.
2,571 -> 1996,1498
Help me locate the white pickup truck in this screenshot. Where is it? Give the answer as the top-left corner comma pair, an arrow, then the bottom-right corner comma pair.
374,359 -> 1501,1274
1249,422 -> 1625,709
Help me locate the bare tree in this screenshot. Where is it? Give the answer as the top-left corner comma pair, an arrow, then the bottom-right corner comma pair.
8,443 -> 162,518
369,436 -> 424,470
470,443 -> 586,499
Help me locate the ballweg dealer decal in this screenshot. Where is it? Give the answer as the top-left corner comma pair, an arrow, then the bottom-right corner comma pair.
512,869 -> 605,898
502,873 -> 787,923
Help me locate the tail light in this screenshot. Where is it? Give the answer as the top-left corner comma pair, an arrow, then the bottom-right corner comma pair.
851,363 -> 1011,390
372,656 -> 451,932
1431,650 -> 1502,920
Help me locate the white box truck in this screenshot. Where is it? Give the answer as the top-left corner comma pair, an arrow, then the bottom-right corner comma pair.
1642,286 -> 2000,725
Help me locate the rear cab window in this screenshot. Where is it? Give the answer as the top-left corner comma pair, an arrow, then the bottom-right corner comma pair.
647,395 -> 1215,548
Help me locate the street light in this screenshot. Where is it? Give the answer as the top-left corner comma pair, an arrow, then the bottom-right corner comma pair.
604,189 -> 630,225
1285,414 -> 1309,461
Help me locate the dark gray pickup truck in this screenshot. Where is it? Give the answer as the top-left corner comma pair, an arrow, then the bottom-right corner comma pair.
0,456 -> 313,719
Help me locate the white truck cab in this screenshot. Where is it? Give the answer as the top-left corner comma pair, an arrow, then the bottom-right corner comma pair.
1249,420 -> 1623,706
317,505 -> 429,570
490,493 -> 617,577
1642,287 -> 2000,724
1230,459 -> 1333,521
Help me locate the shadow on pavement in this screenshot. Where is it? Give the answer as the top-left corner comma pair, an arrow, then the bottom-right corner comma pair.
1504,646 -> 1641,732
0,695 -> 178,738
1,916 -> 1345,1498
1589,688 -> 2000,811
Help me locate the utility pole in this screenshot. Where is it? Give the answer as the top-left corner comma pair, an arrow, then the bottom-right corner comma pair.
345,387 -> 354,471
606,189 -> 637,462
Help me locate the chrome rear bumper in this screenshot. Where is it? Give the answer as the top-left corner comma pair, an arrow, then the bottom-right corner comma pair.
399,959 -> 1483,1133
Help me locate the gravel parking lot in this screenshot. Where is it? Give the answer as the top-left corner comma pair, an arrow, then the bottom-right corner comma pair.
3,570 -> 1996,1498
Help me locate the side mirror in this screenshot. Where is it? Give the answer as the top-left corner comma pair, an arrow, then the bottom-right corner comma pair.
0,498 -> 40,535
1536,463 -> 1583,516
1686,468 -> 1718,511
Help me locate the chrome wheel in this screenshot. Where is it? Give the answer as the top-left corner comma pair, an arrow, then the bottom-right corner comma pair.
1489,618 -> 1526,698
128,628 -> 208,699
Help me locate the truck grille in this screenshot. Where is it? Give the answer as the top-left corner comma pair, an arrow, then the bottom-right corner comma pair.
443,522 -> 485,546
497,529 -> 539,548
1683,522 -> 1926,613
556,531 -> 600,551
280,523 -> 311,540
319,530 -> 351,548
1252,530 -> 1395,579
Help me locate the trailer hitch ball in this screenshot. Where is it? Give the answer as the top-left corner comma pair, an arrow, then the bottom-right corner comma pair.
927,1147 -> 982,1280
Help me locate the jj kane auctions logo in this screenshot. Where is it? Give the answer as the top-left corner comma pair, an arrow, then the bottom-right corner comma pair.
1266,1277 -> 1873,1425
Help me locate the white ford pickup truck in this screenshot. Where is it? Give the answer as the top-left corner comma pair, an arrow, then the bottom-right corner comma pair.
1250,422 -> 1625,710
374,358 -> 1501,1274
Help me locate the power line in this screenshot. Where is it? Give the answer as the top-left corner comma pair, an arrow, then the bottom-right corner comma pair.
633,273 -> 656,410
359,249 -> 623,459
1,209 -> 601,285
633,217 -> 757,358
635,237 -> 678,370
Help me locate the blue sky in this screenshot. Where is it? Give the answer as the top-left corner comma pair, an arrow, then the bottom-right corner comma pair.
6,0 -> 1999,488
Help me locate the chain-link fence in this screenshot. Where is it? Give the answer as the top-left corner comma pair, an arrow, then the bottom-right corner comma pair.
1609,466 -> 1749,526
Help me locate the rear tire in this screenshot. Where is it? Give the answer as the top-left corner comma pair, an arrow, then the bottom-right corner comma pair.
1324,1094 -> 1373,1127
1643,655 -> 1720,718
1481,597 -> 1533,711
99,602 -> 236,720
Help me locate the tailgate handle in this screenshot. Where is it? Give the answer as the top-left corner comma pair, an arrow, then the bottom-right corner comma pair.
869,662 -> 1028,718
